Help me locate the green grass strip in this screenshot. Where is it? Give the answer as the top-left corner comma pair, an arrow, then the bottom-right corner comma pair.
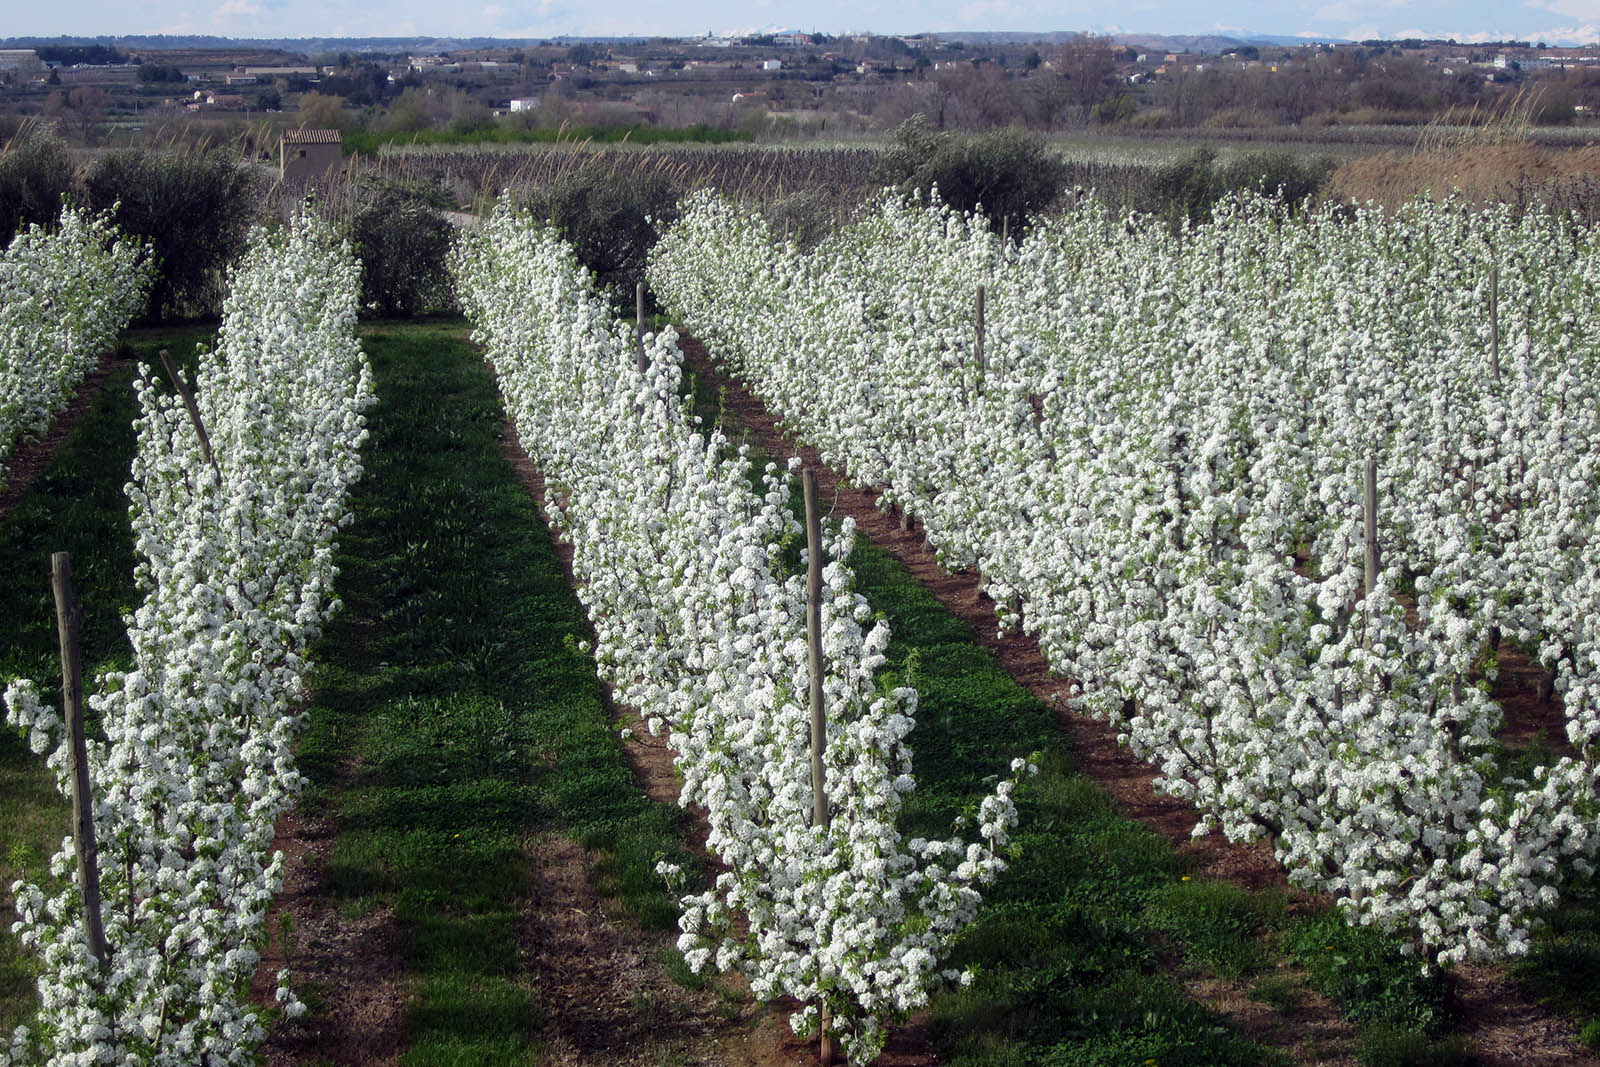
291,321 -> 691,1065
845,540 -> 1284,1067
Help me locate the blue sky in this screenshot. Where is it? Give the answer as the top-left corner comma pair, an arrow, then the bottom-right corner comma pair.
9,0 -> 1600,46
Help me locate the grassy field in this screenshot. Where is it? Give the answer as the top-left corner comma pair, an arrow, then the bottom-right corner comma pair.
279,320 -> 699,1064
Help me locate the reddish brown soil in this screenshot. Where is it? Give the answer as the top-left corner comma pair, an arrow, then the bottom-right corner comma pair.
674,331 -> 1600,1067
255,809 -> 408,1067
1454,961 -> 1600,1067
1492,644 -> 1574,756
523,832 -> 737,1067
0,352 -> 131,524
1184,966 -> 1359,1066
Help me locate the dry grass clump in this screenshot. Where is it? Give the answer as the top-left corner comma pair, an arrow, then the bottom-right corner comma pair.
1327,142 -> 1600,220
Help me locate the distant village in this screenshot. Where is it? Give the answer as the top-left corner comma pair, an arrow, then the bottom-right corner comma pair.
2,31 -> 1598,144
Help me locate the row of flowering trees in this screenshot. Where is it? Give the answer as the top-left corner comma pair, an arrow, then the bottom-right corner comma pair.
2,213 -> 374,1066
649,188 -> 1600,967
452,203 -> 1032,1064
0,204 -> 151,496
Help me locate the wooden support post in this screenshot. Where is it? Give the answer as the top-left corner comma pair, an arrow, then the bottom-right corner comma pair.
974,285 -> 986,395
158,349 -> 220,476
801,469 -> 833,1067
52,553 -> 110,969
1489,264 -> 1501,384
1362,457 -> 1379,656
1363,457 -> 1379,598
635,282 -> 648,375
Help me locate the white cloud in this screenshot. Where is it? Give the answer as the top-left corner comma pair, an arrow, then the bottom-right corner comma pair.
1525,0 -> 1600,19
1527,20 -> 1600,39
216,0 -> 262,15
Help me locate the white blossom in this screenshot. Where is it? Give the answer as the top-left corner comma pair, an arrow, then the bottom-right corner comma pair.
3,211 -> 371,1067
0,204 -> 151,495
648,187 -> 1600,969
453,204 -> 1032,1064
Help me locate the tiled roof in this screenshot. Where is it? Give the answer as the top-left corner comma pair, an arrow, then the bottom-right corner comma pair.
282,128 -> 342,144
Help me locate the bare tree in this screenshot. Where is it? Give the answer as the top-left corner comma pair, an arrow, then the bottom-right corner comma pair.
50,86 -> 109,145
873,79 -> 951,130
939,64 -> 1019,129
1059,34 -> 1118,109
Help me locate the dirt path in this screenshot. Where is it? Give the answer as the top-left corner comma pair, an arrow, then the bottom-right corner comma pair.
522,832 -> 736,1067
673,331 -> 1600,1067
256,805 -> 408,1067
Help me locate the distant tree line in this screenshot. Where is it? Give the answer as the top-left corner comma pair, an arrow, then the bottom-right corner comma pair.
136,64 -> 185,83
35,45 -> 126,66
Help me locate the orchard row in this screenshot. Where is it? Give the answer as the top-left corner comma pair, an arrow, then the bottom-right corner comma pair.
453,207 -> 1033,1064
0,206 -> 149,497
650,189 -> 1600,968
3,215 -> 372,1067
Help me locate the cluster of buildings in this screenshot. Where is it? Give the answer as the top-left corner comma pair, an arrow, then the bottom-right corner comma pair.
6,33 -> 1600,136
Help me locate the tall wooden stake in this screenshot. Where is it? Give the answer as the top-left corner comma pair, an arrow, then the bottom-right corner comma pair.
635,282 -> 648,374
52,553 -> 110,968
1363,456 -> 1379,638
158,349 -> 220,476
1489,265 -> 1501,384
802,469 -> 833,1066
974,284 -> 986,395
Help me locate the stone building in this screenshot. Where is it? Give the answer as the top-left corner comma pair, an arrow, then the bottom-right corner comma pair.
280,128 -> 344,183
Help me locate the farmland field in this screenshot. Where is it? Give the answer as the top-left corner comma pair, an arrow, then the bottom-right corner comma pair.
5,178 -> 1600,1065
